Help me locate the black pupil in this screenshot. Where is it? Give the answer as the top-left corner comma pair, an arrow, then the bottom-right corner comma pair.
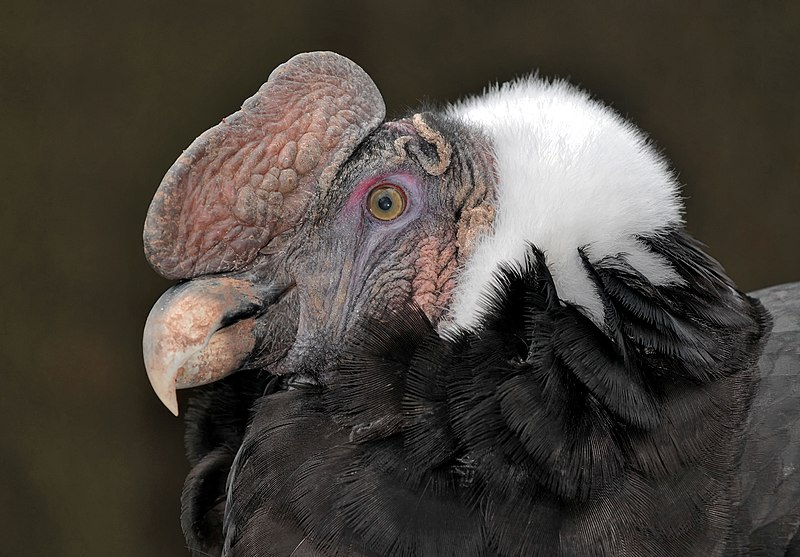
377,195 -> 393,211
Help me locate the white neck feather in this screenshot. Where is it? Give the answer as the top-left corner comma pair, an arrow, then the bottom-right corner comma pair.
445,77 -> 683,329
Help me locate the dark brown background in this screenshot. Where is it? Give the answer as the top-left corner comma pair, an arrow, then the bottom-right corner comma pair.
1,1 -> 798,555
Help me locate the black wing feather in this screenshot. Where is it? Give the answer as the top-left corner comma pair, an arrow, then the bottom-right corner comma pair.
184,229 -> 792,556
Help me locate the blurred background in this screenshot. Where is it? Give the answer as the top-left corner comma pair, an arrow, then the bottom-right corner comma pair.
1,1 -> 798,554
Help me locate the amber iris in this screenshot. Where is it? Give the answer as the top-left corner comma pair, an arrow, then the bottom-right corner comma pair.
367,184 -> 406,221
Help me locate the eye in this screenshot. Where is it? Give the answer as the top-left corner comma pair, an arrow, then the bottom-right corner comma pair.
367,184 -> 407,221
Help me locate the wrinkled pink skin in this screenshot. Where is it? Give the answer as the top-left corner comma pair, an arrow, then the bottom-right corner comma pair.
142,52 -> 494,414
143,52 -> 386,280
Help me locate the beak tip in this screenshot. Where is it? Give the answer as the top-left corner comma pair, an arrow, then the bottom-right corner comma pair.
160,388 -> 180,416
145,363 -> 181,416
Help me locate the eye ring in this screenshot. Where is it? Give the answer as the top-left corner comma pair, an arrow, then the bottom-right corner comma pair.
367,184 -> 407,221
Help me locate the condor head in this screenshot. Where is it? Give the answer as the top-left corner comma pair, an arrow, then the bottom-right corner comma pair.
142,52 -> 495,415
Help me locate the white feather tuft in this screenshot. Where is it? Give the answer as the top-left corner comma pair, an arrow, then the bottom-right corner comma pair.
445,77 -> 684,328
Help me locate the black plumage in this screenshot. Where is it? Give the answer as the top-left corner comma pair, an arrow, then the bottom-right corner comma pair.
180,231 -> 799,556
140,51 -> 800,557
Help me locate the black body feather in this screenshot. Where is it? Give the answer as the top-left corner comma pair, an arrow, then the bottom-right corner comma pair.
181,230 -> 800,556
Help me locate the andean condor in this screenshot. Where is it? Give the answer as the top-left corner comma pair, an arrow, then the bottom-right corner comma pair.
142,52 -> 800,556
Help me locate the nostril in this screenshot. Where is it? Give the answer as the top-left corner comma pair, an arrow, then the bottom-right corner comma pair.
218,302 -> 263,330
218,281 -> 296,330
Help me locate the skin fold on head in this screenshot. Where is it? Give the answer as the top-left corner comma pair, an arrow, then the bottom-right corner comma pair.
143,51 -> 495,415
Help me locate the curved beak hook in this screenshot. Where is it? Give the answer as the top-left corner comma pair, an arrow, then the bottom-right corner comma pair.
143,277 -> 283,415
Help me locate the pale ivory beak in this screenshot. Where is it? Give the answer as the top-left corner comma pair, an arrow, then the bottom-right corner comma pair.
143,277 -> 280,415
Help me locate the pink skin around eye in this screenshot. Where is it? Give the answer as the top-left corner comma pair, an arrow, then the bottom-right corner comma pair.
344,172 -> 418,213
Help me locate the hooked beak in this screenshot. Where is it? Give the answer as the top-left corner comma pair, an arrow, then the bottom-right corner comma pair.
143,277 -> 286,415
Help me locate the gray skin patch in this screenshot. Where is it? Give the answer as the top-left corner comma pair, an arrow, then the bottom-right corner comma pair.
385,113 -> 496,268
261,112 -> 496,380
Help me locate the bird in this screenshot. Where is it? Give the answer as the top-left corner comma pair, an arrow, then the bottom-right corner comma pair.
142,51 -> 800,556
